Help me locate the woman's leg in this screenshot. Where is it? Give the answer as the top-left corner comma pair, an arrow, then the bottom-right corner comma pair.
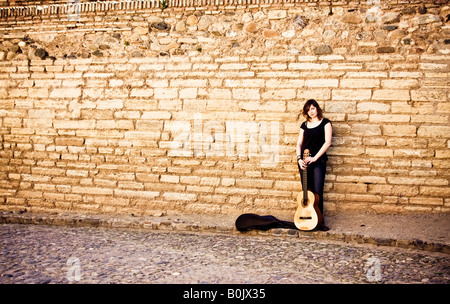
310,160 -> 326,215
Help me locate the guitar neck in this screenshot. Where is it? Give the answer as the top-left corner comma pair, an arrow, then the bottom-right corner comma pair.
302,149 -> 310,201
302,165 -> 308,200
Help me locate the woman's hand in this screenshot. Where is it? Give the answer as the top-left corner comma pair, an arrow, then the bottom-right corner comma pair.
299,155 -> 318,170
305,156 -> 318,165
298,159 -> 308,170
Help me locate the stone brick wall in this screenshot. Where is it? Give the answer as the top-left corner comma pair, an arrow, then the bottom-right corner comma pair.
0,0 -> 449,217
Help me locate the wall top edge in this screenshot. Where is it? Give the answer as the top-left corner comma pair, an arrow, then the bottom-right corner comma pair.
0,0 -> 446,18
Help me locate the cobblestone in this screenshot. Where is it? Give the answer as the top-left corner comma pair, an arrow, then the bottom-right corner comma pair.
1,223 -> 449,284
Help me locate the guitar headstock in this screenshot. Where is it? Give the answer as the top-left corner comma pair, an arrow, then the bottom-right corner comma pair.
303,149 -> 310,160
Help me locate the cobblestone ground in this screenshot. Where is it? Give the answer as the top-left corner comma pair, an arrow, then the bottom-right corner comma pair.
0,223 -> 449,284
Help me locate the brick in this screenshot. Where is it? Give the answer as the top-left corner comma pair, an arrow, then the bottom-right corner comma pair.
125,131 -> 161,140
236,178 -> 273,189
369,114 -> 410,123
333,183 -> 367,193
179,88 -> 198,99
97,99 -> 123,109
261,89 -> 296,100
55,137 -> 84,146
340,78 -> 379,88
200,177 -> 221,187
417,125 -> 450,138
297,89 -> 331,100
54,120 -> 95,129
226,79 -> 266,88
72,186 -> 113,195
219,63 -> 248,70
66,170 -> 89,178
319,55 -> 345,61
165,63 -> 192,70
96,120 -> 133,129
17,190 -> 43,198
381,79 -> 419,89
114,189 -> 159,198
3,117 -> 22,127
154,88 -> 178,99
372,89 -> 410,101
180,176 -> 201,185
330,63 -> 363,70
332,89 -> 371,100
395,149 -> 434,159
31,167 -> 66,176
221,178 -> 235,187
366,148 -> 393,158
186,185 -> 214,193
357,102 -> 390,113
95,196 -> 129,207
274,180 -> 301,191
8,88 -> 28,98
83,72 -> 114,78
436,149 -> 450,159
130,88 -> 154,98
50,88 -> 81,98
326,101 -> 356,113
207,89 -> 231,99
163,192 -> 197,201
257,71 -> 299,78
410,197 -> 443,206
242,101 -> 286,112
383,125 -> 416,137
62,79 -> 83,87
138,64 -> 164,71
289,63 -> 328,70
170,79 -> 207,87
160,175 -> 180,183
389,71 -> 422,78
118,181 -> 144,190
83,88 -> 104,99
387,177 -> 447,186
351,124 -> 381,136
420,186 -> 450,197
306,79 -> 339,88
346,72 -> 387,78
232,88 -> 260,100
141,111 -> 172,119
411,90 -> 447,102
419,63 -> 447,70
259,189 -> 292,197
28,88 -> 49,98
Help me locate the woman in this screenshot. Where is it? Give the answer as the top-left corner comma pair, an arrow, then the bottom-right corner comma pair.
296,99 -> 332,231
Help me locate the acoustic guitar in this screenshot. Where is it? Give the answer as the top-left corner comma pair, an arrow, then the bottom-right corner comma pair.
294,149 -> 323,231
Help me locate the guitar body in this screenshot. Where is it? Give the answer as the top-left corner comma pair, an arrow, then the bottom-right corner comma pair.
294,190 -> 322,231
294,149 -> 323,231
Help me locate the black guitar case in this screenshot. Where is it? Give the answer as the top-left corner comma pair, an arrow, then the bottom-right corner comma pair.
235,213 -> 297,231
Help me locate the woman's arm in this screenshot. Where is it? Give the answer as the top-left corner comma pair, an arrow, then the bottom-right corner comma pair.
296,128 -> 307,170
296,128 -> 304,158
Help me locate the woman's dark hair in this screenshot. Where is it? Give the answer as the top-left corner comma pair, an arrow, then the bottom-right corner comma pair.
302,99 -> 324,121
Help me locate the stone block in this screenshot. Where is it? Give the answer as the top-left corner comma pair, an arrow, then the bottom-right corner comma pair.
418,126 -> 450,138
372,90 -> 410,101
332,89 -> 371,101
50,88 -> 81,99
54,120 -> 95,129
